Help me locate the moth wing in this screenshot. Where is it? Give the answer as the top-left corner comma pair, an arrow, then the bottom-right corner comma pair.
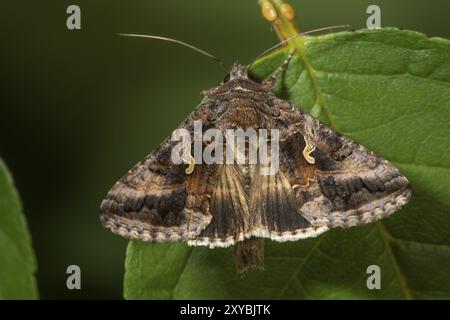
248,165 -> 329,240
188,164 -> 251,248
100,109 -> 219,243
274,105 -> 411,234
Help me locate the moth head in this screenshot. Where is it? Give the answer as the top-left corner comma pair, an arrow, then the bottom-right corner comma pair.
223,62 -> 259,83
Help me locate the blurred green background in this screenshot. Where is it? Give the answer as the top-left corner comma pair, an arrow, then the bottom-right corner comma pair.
0,0 -> 449,299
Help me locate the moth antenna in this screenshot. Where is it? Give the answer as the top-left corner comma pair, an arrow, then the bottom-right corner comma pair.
118,33 -> 227,69
250,24 -> 352,66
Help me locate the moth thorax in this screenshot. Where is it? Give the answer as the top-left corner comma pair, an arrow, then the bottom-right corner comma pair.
226,106 -> 259,130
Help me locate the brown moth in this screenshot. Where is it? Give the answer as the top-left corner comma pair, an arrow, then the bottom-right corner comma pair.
100,60 -> 411,272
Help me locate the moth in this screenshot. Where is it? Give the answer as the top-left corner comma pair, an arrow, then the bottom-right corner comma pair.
100,35 -> 411,272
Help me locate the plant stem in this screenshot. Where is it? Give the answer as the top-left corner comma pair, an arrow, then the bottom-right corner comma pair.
259,0 -> 301,44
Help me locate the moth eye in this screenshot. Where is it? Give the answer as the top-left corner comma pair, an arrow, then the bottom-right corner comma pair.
223,73 -> 231,83
247,72 -> 259,83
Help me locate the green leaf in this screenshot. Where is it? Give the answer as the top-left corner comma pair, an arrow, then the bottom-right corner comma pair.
0,158 -> 38,299
124,28 -> 450,299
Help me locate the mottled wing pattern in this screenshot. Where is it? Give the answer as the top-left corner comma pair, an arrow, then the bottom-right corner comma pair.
100,110 -> 218,243
100,62 -> 411,250
275,104 -> 411,233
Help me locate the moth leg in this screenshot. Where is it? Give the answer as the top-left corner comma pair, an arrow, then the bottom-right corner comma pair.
262,48 -> 296,87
